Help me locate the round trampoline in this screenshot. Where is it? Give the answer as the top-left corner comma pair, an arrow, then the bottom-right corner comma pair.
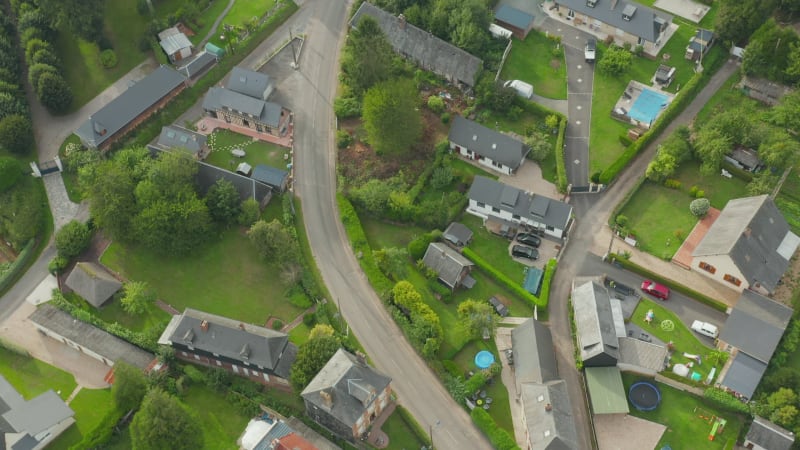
629,381 -> 662,411
474,351 -> 495,369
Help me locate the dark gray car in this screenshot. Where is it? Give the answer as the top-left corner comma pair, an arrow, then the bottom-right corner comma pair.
512,245 -> 539,260
516,233 -> 541,248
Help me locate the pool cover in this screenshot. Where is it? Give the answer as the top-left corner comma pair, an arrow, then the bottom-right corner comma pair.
523,267 -> 543,295
628,89 -> 669,125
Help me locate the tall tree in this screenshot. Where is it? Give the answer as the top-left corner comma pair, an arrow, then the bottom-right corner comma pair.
247,219 -> 300,266
341,16 -> 395,96
0,157 -> 21,193
742,20 -> 800,84
133,196 -> 211,255
130,389 -> 204,450
37,0 -> 105,42
693,127 -> 732,176
290,334 -> 341,391
759,130 -> 800,169
82,160 -> 137,239
457,299 -> 497,340
205,178 -> 242,225
111,361 -> 148,412
715,0 -> 773,46
769,90 -> 800,132
121,281 -> 156,315
362,78 -> 422,155
36,72 -> 73,113
55,220 -> 92,259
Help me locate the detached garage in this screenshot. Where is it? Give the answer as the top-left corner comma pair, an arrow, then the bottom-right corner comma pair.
493,5 -> 534,39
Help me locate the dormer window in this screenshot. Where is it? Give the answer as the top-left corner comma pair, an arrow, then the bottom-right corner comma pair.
622,4 -> 636,21
587,0 -> 597,7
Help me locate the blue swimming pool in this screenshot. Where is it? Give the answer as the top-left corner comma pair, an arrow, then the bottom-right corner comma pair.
628,89 -> 669,125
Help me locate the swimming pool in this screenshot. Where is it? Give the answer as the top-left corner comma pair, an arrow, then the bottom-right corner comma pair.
628,88 -> 669,125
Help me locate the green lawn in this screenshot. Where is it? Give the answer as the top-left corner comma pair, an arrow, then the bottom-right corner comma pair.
0,347 -> 76,401
182,385 -> 251,450
622,373 -> 741,450
48,388 -> 114,450
382,409 -> 428,449
450,157 -> 498,182
204,129 -> 291,172
460,215 -> 528,281
452,340 -> 513,435
630,299 -> 716,381
288,321 -> 311,346
208,0 -> 278,47
360,215 -> 428,250
695,73 -> 751,125
100,228 -> 305,325
93,299 -> 171,333
618,161 -> 749,258
777,168 -> 800,235
58,134 -> 84,203
189,0 -> 232,45
501,31 -> 567,100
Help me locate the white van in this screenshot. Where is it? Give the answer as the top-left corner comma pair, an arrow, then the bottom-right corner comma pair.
503,80 -> 533,99
691,320 -> 719,339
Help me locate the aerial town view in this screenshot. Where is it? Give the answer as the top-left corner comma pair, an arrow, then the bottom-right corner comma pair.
1,0 -> 800,449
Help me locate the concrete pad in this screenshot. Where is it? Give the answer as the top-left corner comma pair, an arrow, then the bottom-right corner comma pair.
653,0 -> 711,23
0,302 -> 111,389
595,414 -> 666,450
25,275 -> 58,305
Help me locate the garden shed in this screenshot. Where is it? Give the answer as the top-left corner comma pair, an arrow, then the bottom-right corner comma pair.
205,42 -> 226,59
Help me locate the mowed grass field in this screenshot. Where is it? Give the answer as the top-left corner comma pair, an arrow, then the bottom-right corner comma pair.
501,31 -> 568,100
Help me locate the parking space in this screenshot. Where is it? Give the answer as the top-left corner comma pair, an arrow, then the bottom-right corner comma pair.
257,38 -> 304,111
508,236 -> 560,269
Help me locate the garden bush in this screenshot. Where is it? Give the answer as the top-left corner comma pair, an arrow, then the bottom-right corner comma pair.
690,198 -> 710,217
703,387 -> 751,414
68,408 -> 125,450
55,219 -> 92,259
441,112 -> 451,123
407,229 -> 442,260
334,96 -> 361,118
99,49 -> 118,68
427,95 -> 445,113
336,129 -> 352,149
663,179 -> 682,189
554,116 -> 567,192
470,408 -> 520,450
462,247 -> 546,308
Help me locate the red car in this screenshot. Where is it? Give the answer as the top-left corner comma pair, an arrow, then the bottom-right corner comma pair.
641,280 -> 670,300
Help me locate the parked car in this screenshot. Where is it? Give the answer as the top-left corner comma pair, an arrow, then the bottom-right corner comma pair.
691,320 -> 719,339
641,280 -> 670,300
585,38 -> 596,62
604,276 -> 637,297
512,245 -> 539,260
516,233 -> 541,248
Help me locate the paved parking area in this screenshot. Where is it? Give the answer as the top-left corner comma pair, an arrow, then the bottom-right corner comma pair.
594,413 -> 666,450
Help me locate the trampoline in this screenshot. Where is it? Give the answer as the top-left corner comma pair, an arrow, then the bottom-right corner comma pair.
628,88 -> 669,125
629,381 -> 662,411
474,351 -> 495,369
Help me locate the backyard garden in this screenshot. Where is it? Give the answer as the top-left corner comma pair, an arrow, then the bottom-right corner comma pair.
204,129 -> 292,172
500,30 -> 568,100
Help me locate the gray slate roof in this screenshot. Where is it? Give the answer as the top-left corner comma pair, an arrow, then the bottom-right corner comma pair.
511,318 -> 558,387
227,67 -> 272,99
719,290 -> 792,363
721,351 -> 766,399
729,146 -> 762,169
693,195 -> 799,292
158,308 -> 297,378
159,32 -> 193,56
469,176 -> 573,231
521,380 -> 579,450
76,65 -> 186,148
421,242 -> 474,288
251,164 -> 288,190
181,52 -> 218,79
554,0 -> 672,42
618,337 -> 667,373
571,281 -> 619,366
443,222 -> 473,247
302,349 -> 391,428
746,416 -> 795,450
494,5 -> 535,30
0,375 -> 73,440
449,116 -> 530,170
64,262 -> 122,308
349,3 -> 483,87
156,125 -> 207,155
202,87 -> 282,128
28,304 -> 154,369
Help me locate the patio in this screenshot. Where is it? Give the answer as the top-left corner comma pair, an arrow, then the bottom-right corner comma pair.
612,80 -> 676,129
196,116 -> 294,148
654,0 -> 711,24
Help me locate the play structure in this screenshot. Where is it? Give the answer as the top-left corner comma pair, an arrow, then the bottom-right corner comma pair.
645,309 -> 654,324
629,381 -> 662,411
474,350 -> 495,369
693,407 -> 727,440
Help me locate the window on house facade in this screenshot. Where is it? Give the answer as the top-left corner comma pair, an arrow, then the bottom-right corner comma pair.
512,214 -> 520,220
723,274 -> 742,286
477,202 -> 485,208
492,207 -> 500,213
193,354 -> 200,360
699,262 -> 716,274
546,225 -> 555,231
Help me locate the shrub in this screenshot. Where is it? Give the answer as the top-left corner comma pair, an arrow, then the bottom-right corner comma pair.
464,370 -> 488,394
689,185 -> 699,197
690,198 -> 710,217
462,247 -> 546,308
334,96 -> 361,118
272,319 -> 283,330
663,179 -> 682,189
427,95 -> 445,113
0,157 -> 22,192
302,312 -> 316,327
554,116 -> 568,192
695,190 -> 705,198
99,49 -> 118,68
407,230 -> 442,260
48,255 -> 68,274
55,220 -> 92,259
441,112 -> 451,123
590,171 -> 601,183
619,134 -> 633,147
336,129 -> 352,149
704,387 -> 751,414
470,408 -> 520,450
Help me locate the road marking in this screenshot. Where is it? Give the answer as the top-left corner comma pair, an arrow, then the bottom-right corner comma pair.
577,64 -> 582,70
577,78 -> 582,83
574,159 -> 581,164
576,120 -> 581,125
576,105 -> 582,110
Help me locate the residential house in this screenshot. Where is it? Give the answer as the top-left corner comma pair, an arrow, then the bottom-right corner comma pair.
725,146 -> 764,173
691,195 -> 800,295
202,87 -> 287,136
741,76 -> 793,106
571,281 -> 619,367
717,290 -> 792,399
29,304 -> 155,370
421,242 -> 476,290
744,416 -> 795,450
467,176 -> 573,239
158,27 -> 193,63
273,433 -> 319,450
443,222 -> 473,248
64,262 -> 122,308
75,65 -> 187,150
553,0 -> 673,51
349,3 -> 483,89
155,125 -> 209,159
511,318 -> 558,391
494,5 -> 535,39
0,375 -> 75,450
520,381 -> 579,450
228,67 -> 274,100
251,164 -> 289,192
158,308 -> 297,388
685,28 -> 713,61
449,116 -> 530,175
180,51 -> 218,80
301,349 -> 392,442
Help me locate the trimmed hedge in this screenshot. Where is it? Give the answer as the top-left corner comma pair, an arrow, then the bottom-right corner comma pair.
462,247 -> 546,308
703,387 -> 750,414
0,239 -> 35,295
396,405 -> 432,447
471,407 -> 520,450
555,116 -> 568,192
539,258 -> 557,306
337,194 -> 393,296
407,142 -> 447,202
609,253 -> 728,312
607,176 -> 646,227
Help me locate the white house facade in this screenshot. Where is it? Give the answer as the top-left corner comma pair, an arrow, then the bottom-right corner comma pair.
449,116 -> 529,176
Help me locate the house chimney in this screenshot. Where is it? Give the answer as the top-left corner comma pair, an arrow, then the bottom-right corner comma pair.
472,134 -> 478,141
398,14 -> 406,29
545,403 -> 553,412
356,351 -> 367,366
200,320 -> 209,332
320,390 -> 333,408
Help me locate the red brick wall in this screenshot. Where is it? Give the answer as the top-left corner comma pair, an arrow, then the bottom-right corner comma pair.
175,350 -> 292,391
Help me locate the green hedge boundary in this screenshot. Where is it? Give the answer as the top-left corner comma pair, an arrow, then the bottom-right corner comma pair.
462,247 -> 549,309
555,116 -> 568,192
540,258 -> 557,306
607,176 -> 646,227
336,194 -> 393,296
0,239 -> 35,295
609,253 -> 728,312
470,407 -> 520,450
395,405 -> 432,447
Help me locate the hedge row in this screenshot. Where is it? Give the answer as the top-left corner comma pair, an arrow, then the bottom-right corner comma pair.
607,176 -> 646,227
407,143 -> 447,202
703,387 -> 751,414
462,247 -> 545,308
555,116 -> 568,193
68,408 -> 125,450
609,253 -> 728,312
337,194 -> 393,296
395,405 -> 432,447
470,407 -> 520,450
539,258 -> 557,307
0,239 -> 35,295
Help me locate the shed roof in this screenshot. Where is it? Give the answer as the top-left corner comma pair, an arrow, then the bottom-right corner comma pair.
227,67 -> 272,99
554,0 -> 672,42
350,3 -> 482,87
159,32 -> 193,56
251,164 -> 288,190
443,222 -> 473,246
721,351 -> 766,399
468,176 -> 572,231
511,318 -> 558,386
520,380 -> 579,450
157,125 -> 207,155
75,66 -> 186,148
449,116 -> 529,170
181,52 -> 218,79
746,416 -> 795,450
617,337 -> 668,373
421,242 -> 474,288
28,304 -> 154,369
719,290 -> 792,362
729,146 -> 762,169
584,366 -> 629,414
64,262 -> 122,308
494,5 -> 535,30
571,281 -> 619,365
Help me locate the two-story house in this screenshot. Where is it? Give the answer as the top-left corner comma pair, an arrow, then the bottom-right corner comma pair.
449,116 -> 530,176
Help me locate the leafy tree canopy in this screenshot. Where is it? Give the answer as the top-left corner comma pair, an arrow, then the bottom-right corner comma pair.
362,78 -> 422,155
290,334 -> 341,391
130,389 -> 204,450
